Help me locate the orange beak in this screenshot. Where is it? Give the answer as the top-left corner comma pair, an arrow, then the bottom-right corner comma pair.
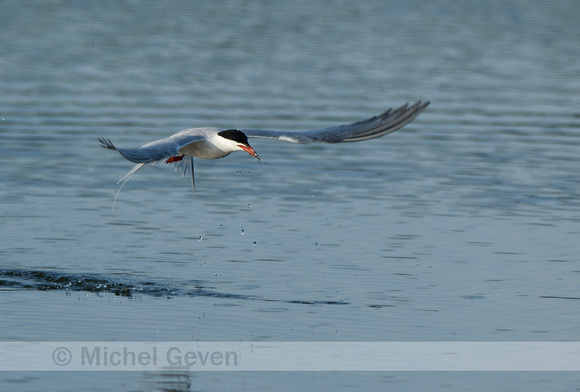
239,144 -> 261,161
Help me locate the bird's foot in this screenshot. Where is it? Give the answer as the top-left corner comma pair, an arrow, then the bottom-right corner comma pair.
167,155 -> 185,163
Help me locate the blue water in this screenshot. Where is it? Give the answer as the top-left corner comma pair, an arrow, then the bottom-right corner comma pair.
1,1 -> 580,391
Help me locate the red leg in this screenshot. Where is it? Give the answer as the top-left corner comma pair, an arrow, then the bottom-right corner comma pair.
167,155 -> 185,163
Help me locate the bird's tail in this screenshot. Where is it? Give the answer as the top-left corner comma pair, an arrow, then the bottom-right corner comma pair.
112,163 -> 147,209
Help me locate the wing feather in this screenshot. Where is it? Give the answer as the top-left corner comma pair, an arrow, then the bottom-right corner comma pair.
98,134 -> 204,164
242,101 -> 429,144
99,134 -> 204,208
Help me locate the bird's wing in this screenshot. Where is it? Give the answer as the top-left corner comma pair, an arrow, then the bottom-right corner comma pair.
242,101 -> 429,144
98,134 -> 204,164
99,134 -> 204,208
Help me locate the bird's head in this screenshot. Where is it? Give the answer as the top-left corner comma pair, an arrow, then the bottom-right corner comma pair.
218,129 -> 260,161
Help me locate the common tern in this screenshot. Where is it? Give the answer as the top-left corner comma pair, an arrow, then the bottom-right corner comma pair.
100,101 -> 429,206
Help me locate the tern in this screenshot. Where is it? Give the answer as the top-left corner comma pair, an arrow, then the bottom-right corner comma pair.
100,101 -> 429,206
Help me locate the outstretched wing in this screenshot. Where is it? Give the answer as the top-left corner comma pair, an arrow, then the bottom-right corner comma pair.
98,134 -> 204,164
99,134 -> 203,208
242,101 -> 429,144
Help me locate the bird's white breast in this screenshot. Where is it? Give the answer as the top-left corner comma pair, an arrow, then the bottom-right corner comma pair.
179,140 -> 232,159
174,128 -> 237,160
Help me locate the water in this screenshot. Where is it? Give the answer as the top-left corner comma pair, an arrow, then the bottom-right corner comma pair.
1,0 -> 580,390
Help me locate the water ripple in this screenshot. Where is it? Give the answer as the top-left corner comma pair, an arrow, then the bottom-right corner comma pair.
0,269 -> 348,305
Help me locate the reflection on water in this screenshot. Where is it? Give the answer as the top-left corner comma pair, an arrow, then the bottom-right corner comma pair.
142,372 -> 191,392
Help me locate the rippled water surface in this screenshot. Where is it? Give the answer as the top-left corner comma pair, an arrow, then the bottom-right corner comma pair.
1,1 -> 580,391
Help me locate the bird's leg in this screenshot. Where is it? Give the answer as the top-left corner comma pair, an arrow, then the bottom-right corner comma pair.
190,157 -> 195,194
167,155 -> 185,163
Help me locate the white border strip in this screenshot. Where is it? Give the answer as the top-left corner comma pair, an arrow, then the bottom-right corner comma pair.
1,342 -> 579,371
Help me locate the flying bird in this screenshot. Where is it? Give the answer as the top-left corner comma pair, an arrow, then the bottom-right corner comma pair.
99,101 -> 429,206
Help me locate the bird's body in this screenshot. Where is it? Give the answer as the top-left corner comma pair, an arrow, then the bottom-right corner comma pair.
159,128 -> 252,160
175,129 -> 231,160
100,101 -> 429,207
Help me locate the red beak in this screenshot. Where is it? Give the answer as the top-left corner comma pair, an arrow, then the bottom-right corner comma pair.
239,144 -> 261,161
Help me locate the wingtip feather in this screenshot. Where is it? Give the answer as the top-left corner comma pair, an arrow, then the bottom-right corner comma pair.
99,138 -> 117,151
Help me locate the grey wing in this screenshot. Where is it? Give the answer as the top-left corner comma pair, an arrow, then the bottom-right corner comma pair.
243,101 -> 429,144
99,133 -> 204,208
98,134 -> 204,163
